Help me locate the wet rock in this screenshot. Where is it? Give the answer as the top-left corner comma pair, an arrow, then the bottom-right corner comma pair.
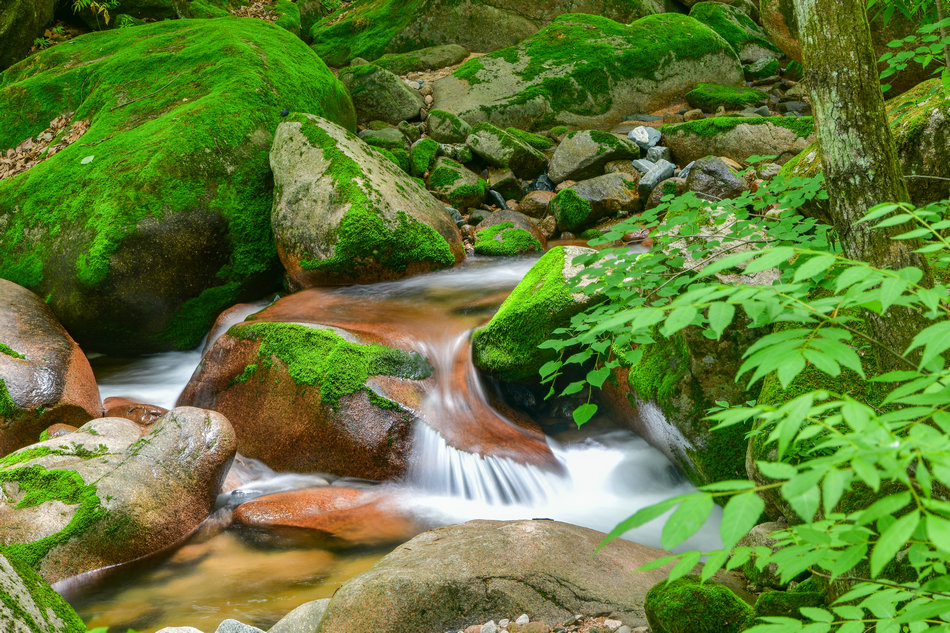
685,156 -> 747,201
270,114 -> 463,288
215,621 -> 265,633
428,157 -> 488,212
489,169 -> 523,202
645,146 -> 671,163
0,550 -> 85,632
467,123 -> 547,179
427,109 -> 472,144
519,190 -> 555,219
339,64 -> 425,125
664,116 -> 814,165
549,130 -> 640,183
102,397 -> 167,427
0,280 -> 102,456
315,520 -> 678,633
605,160 -> 641,178
0,407 -> 235,583
627,126 -> 661,151
645,575 -> 753,633
645,177 -> 687,209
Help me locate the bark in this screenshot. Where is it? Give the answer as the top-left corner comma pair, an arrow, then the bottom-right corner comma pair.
791,0 -> 934,369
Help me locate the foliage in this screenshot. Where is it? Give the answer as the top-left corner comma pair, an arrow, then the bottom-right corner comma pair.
869,0 -> 950,92
543,162 -> 950,629
72,0 -> 119,26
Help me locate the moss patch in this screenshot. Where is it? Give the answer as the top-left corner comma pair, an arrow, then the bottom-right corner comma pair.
409,137 -> 439,177
685,83 -> 767,112
551,189 -> 594,232
645,575 -> 754,633
754,590 -> 825,620
663,116 -> 814,138
0,343 -> 24,359
230,322 -> 431,409
689,1 -> 778,56
0,550 -> 86,633
310,0 -> 425,66
473,222 -> 542,256
505,127 -> 555,150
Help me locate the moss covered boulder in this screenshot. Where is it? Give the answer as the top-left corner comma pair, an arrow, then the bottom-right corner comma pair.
426,109 -> 472,144
0,280 -> 103,457
663,116 -> 814,165
548,129 -> 641,184
269,114 -> 463,288
0,0 -> 55,70
309,0 -> 665,67
427,157 -> 488,211
689,2 -> 778,63
0,19 -> 356,354
339,64 -> 425,125
432,13 -> 743,131
645,575 -> 754,633
178,308 -> 433,478
782,80 -> 950,220
466,123 -> 548,179
0,407 -> 235,583
375,44 -> 470,75
0,550 -> 85,633
472,246 -> 601,382
552,172 -> 641,232
685,83 -> 767,113
473,210 -> 545,256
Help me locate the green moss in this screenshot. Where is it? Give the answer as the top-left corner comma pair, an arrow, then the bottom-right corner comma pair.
0,550 -> 86,633
231,322 -> 431,409
229,363 -> 258,386
580,229 -> 601,240
645,575 -> 754,633
689,2 -> 778,56
0,379 -> 20,418
371,146 -> 410,173
294,116 -> 455,279
452,56 -> 486,85
549,125 -> 569,136
663,116 -> 814,138
409,138 -> 438,177
0,19 -> 356,352
0,465 -> 105,569
505,127 -> 554,150
274,0 -> 302,35
428,163 -> 464,189
37,430 -> 50,442
754,590 -> 825,620
551,189 -> 594,232
310,0 -> 426,66
0,343 -> 24,359
685,83 -> 767,112
159,281 -> 247,350
474,222 -> 542,257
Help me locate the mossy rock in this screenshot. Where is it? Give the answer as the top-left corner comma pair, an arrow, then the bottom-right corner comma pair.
269,113 -> 463,287
473,222 -> 542,257
339,63 -> 425,125
0,19 -> 356,354
76,0 -> 179,28
685,83 -> 767,113
744,57 -> 779,80
0,550 -> 85,633
375,44 -> 469,75
754,590 -> 825,620
663,116 -> 813,165
782,79 -> 950,223
410,138 -> 439,177
0,0 -> 56,70
645,575 -> 754,633
427,109 -> 472,144
471,246 -> 602,382
505,127 -> 555,151
433,13 -> 743,131
548,129 -> 640,183
309,0 -> 664,67
689,1 -> 778,63
466,122 -> 547,179
427,157 -> 487,211
553,172 -> 641,232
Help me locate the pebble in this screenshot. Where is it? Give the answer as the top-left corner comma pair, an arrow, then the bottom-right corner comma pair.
499,619 -> 510,628
603,619 -> 622,631
425,94 -> 434,105
678,160 -> 696,181
627,125 -> 661,151
683,108 -> 704,122
638,158 -> 675,199
481,620 -> 501,633
517,614 -> 531,625
645,145 -> 670,162
527,174 -> 556,192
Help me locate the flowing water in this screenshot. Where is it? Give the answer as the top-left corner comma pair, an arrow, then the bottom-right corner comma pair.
75,256 -> 722,633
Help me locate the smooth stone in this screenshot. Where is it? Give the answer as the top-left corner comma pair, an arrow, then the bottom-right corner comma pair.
528,174 -> 556,192
268,598 -> 331,633
631,159 -> 655,173
637,159 -> 675,199
645,146 -> 670,162
627,125 -> 662,150
516,614 -> 531,625
216,620 -> 266,633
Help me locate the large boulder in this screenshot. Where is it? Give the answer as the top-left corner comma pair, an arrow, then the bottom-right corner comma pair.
315,519 -> 678,633
338,64 -> 425,125
471,246 -> 601,382
663,116 -> 814,165
689,2 -> 778,63
375,44 -> 470,75
310,0 -> 665,66
552,172 -> 641,232
269,114 -> 463,288
0,550 -> 85,633
0,0 -> 55,70
645,575 -> 754,633
0,19 -> 356,354
0,407 -> 236,583
178,312 -> 432,478
473,210 -> 545,256
432,13 -> 743,130
782,80 -> 950,220
0,281 -> 102,456
548,129 -> 641,183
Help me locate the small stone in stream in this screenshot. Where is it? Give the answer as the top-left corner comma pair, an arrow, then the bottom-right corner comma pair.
528,174 -> 556,192
488,190 -> 508,209
481,620 -> 500,633
683,108 -> 704,121
516,614 -> 530,625
214,620 -> 265,633
446,206 -> 465,227
645,146 -> 670,163
617,627 -> 633,633
631,159 -> 654,174
627,126 -> 661,151
408,80 -> 422,90
637,159 -> 675,199
604,619 -> 623,631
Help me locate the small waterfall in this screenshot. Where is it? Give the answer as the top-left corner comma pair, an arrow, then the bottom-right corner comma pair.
409,423 -> 566,504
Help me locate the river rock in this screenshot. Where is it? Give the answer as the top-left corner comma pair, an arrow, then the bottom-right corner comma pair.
232,486 -> 420,547
269,114 -> 463,288
685,156 -> 747,201
427,157 -> 488,212
269,599 -> 331,633
375,44 -> 470,75
645,575 -> 753,633
645,177 -> 687,209
0,280 -> 102,456
0,407 -> 235,583
736,522 -> 786,588
473,210 -> 545,256
0,0 -> 55,69
102,397 -> 167,427
0,20 -> 355,354
637,159 -> 676,199
215,621 -> 265,633
472,246 -> 601,382
466,123 -> 547,179
432,14 -> 743,131
519,190 -> 555,219
663,116 -> 814,165
314,519 -> 677,633
310,0 -> 664,66
339,65 -> 425,125
0,550 -> 85,633
427,109 -> 473,144
552,173 -> 641,232
628,126 -> 662,151
549,130 -> 641,184
689,2 -> 778,63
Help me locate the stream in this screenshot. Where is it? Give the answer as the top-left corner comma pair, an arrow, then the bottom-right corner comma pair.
75,256 -> 722,633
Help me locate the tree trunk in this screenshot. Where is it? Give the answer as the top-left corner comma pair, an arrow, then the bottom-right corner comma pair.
791,0 -> 934,369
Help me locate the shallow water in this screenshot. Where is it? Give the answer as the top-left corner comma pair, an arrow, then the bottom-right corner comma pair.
77,256 -> 721,633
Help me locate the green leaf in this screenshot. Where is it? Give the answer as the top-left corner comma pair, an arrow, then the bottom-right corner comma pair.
757,461 -> 798,480
895,599 -> 950,623
707,302 -> 735,338
599,497 -> 684,548
721,492 -> 765,550
701,550 -> 729,582
800,607 -> 832,622
572,403 -> 598,427
560,380 -> 586,396
539,360 -> 561,378
668,550 -> 703,582
634,553 -> 680,572
926,515 -> 950,553
870,509 -> 919,577
586,367 -> 611,389
661,306 -> 698,337
662,494 -> 715,549
794,255 -> 836,282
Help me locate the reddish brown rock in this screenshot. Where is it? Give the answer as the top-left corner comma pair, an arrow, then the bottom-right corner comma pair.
518,190 -> 555,219
232,486 -> 420,546
103,397 -> 167,427
0,279 -> 103,456
42,423 -> 77,439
